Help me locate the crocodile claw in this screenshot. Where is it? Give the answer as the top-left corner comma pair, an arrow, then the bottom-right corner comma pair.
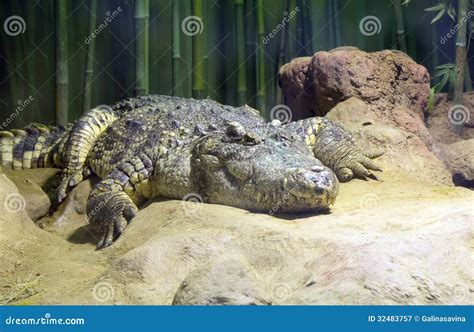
87,189 -> 138,250
335,148 -> 384,182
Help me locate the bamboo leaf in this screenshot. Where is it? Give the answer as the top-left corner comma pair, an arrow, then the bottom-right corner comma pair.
447,4 -> 457,21
430,8 -> 446,24
424,3 -> 446,12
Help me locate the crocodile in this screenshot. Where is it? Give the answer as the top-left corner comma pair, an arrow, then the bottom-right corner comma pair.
0,95 -> 382,249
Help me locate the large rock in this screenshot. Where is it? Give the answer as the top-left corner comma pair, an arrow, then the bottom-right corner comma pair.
279,48 -> 430,120
440,139 -> 474,186
325,97 -> 452,186
312,48 -> 430,117
3,169 -> 60,221
278,57 -> 315,120
101,174 -> 473,305
0,174 -> 43,270
426,92 -> 474,145
0,169 -> 472,305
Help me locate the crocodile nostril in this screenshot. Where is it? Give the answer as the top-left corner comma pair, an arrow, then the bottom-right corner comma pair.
302,171 -> 320,183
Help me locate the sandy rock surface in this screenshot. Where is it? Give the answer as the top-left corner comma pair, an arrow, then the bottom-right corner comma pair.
0,168 -> 472,305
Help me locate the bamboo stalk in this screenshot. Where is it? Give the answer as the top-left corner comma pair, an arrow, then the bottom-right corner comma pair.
55,0 -> 68,125
393,0 -> 407,53
288,0 -> 297,58
465,62 -> 472,91
296,0 -> 304,56
202,0 -> 209,98
134,0 -> 150,96
82,0 -> 97,112
235,0 -> 247,105
356,1 -> 366,51
276,0 -> 290,104
453,0 -> 468,133
302,0 -> 312,53
191,0 -> 205,99
172,0 -> 182,96
255,0 -> 266,114
332,0 -> 341,47
26,0 -> 39,120
431,7 -> 439,85
245,0 -> 256,105
182,0 -> 193,98
328,0 -> 335,49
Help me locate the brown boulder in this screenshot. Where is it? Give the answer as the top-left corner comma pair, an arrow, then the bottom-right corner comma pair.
426,92 -> 474,145
440,139 -> 474,185
278,57 -> 314,120
279,48 -> 431,120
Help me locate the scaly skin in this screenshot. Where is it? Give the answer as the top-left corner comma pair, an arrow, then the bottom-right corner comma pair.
1,95 -> 382,249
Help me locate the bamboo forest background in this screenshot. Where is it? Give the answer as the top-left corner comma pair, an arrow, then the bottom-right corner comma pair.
0,0 -> 473,128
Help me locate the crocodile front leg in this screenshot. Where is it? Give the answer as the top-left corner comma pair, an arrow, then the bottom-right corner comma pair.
285,117 -> 383,182
87,152 -> 154,249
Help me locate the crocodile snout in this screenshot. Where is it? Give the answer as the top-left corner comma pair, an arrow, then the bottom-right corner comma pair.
282,166 -> 339,211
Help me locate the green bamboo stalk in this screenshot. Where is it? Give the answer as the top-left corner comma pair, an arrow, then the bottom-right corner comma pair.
393,0 -> 407,53
332,0 -> 341,47
356,1 -> 366,51
296,0 -> 304,56
302,0 -> 312,53
134,0 -> 149,96
55,0 -> 68,125
431,9 -> 439,85
245,0 -> 256,105
172,0 -> 182,96
453,0 -> 468,133
235,0 -> 247,105
82,0 -> 97,112
255,0 -> 266,114
327,0 -> 335,49
202,0 -> 210,98
182,0 -> 193,98
288,0 -> 297,58
192,0 -> 205,99
6,0 -> 23,122
26,0 -> 39,120
276,0 -> 290,104
464,62 -> 472,91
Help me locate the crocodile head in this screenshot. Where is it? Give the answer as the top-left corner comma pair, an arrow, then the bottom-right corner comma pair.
190,122 -> 339,214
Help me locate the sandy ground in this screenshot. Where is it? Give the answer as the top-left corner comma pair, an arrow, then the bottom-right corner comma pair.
0,168 -> 472,305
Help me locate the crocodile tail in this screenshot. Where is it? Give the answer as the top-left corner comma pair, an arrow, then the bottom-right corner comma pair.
55,106 -> 119,204
0,123 -> 73,171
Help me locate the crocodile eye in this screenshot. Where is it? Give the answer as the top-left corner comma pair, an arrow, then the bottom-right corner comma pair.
225,121 -> 246,139
242,132 -> 261,145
